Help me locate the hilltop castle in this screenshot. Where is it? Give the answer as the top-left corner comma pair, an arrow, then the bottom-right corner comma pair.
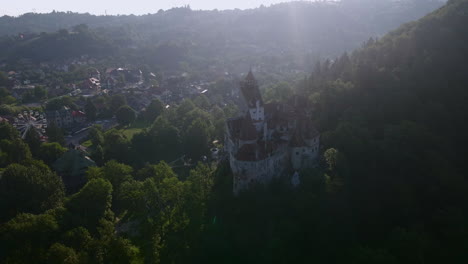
225,70 -> 320,194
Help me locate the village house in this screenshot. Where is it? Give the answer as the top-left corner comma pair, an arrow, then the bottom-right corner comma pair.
46,106 -> 87,129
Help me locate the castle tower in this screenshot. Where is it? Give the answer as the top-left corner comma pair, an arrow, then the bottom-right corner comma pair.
240,70 -> 264,132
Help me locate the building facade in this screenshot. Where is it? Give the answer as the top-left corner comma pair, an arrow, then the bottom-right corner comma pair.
225,70 -> 320,195
46,106 -> 86,129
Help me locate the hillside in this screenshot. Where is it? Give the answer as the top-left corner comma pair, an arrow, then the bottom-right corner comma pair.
287,0 -> 468,261
0,1 -> 445,74
0,26 -> 115,63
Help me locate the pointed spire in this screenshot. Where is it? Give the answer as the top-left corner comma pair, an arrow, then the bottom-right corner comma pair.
240,67 -> 263,108
246,68 -> 255,81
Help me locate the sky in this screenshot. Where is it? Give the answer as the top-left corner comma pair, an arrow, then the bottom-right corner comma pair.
0,0 -> 318,16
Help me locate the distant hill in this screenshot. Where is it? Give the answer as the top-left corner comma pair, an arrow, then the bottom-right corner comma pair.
0,1 -> 444,37
0,1 -> 445,73
0,27 -> 114,63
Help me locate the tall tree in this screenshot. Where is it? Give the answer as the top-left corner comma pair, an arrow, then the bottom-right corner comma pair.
0,138 -> 32,166
65,178 -> 113,233
0,162 -> 65,221
110,94 -> 127,114
116,105 -> 136,126
144,98 -> 164,123
84,98 -> 97,121
39,142 -> 67,165
46,122 -> 65,146
88,125 -> 104,146
0,121 -> 19,141
24,128 -> 41,158
184,118 -> 212,159
102,129 -> 130,163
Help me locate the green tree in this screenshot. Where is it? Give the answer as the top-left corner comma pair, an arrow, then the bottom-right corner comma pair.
324,148 -> 340,173
47,243 -> 80,264
46,122 -> 65,146
135,161 -> 177,182
85,98 -> 97,121
263,82 -> 293,102
110,94 -> 127,113
62,227 -> 93,252
65,178 -> 113,232
105,237 -> 141,264
39,142 -> 67,165
116,105 -> 136,126
88,125 -> 104,146
87,160 -> 133,190
132,116 -> 182,163
144,98 -> 164,123
0,138 -> 32,166
0,163 -> 65,221
0,87 -> 16,104
45,96 -> 77,111
24,128 -> 42,157
184,118 -> 212,159
0,212 -> 60,264
193,95 -> 210,109
34,85 -> 47,100
0,121 -> 19,141
91,144 -> 105,166
176,99 -> 196,117
102,129 -> 130,162
0,72 -> 8,87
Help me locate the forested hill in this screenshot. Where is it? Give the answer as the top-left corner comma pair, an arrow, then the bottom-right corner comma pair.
0,1 -> 445,73
293,0 -> 468,261
0,1 -> 444,37
0,26 -> 115,63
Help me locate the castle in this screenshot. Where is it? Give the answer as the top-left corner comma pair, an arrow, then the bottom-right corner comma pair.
225,70 -> 320,194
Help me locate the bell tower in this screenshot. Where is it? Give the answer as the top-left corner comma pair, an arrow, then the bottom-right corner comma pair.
240,70 -> 264,131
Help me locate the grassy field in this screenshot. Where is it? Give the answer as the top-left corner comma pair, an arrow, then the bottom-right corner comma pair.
122,127 -> 143,139
81,121 -> 146,148
82,140 -> 93,147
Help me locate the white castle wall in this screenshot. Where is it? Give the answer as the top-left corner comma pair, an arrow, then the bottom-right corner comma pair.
231,148 -> 289,194
291,135 -> 320,170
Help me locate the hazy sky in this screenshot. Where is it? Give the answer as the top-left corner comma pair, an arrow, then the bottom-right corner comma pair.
0,0 -> 318,16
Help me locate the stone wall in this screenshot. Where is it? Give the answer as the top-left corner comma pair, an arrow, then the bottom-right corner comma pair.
231,148 -> 289,194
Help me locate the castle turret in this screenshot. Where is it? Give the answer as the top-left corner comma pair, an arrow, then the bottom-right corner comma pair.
239,114 -> 258,145
240,70 -> 264,131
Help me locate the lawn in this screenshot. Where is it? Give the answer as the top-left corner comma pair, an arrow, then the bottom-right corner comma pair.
82,140 -> 93,147
122,127 -> 143,139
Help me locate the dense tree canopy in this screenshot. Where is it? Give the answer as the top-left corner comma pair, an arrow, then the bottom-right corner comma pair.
0,1 -> 444,74
0,162 -> 65,222
1,1 -> 468,263
116,105 -> 136,126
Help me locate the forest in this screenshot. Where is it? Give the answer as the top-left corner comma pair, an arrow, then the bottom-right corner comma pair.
0,0 -> 445,74
1,0 -> 468,263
